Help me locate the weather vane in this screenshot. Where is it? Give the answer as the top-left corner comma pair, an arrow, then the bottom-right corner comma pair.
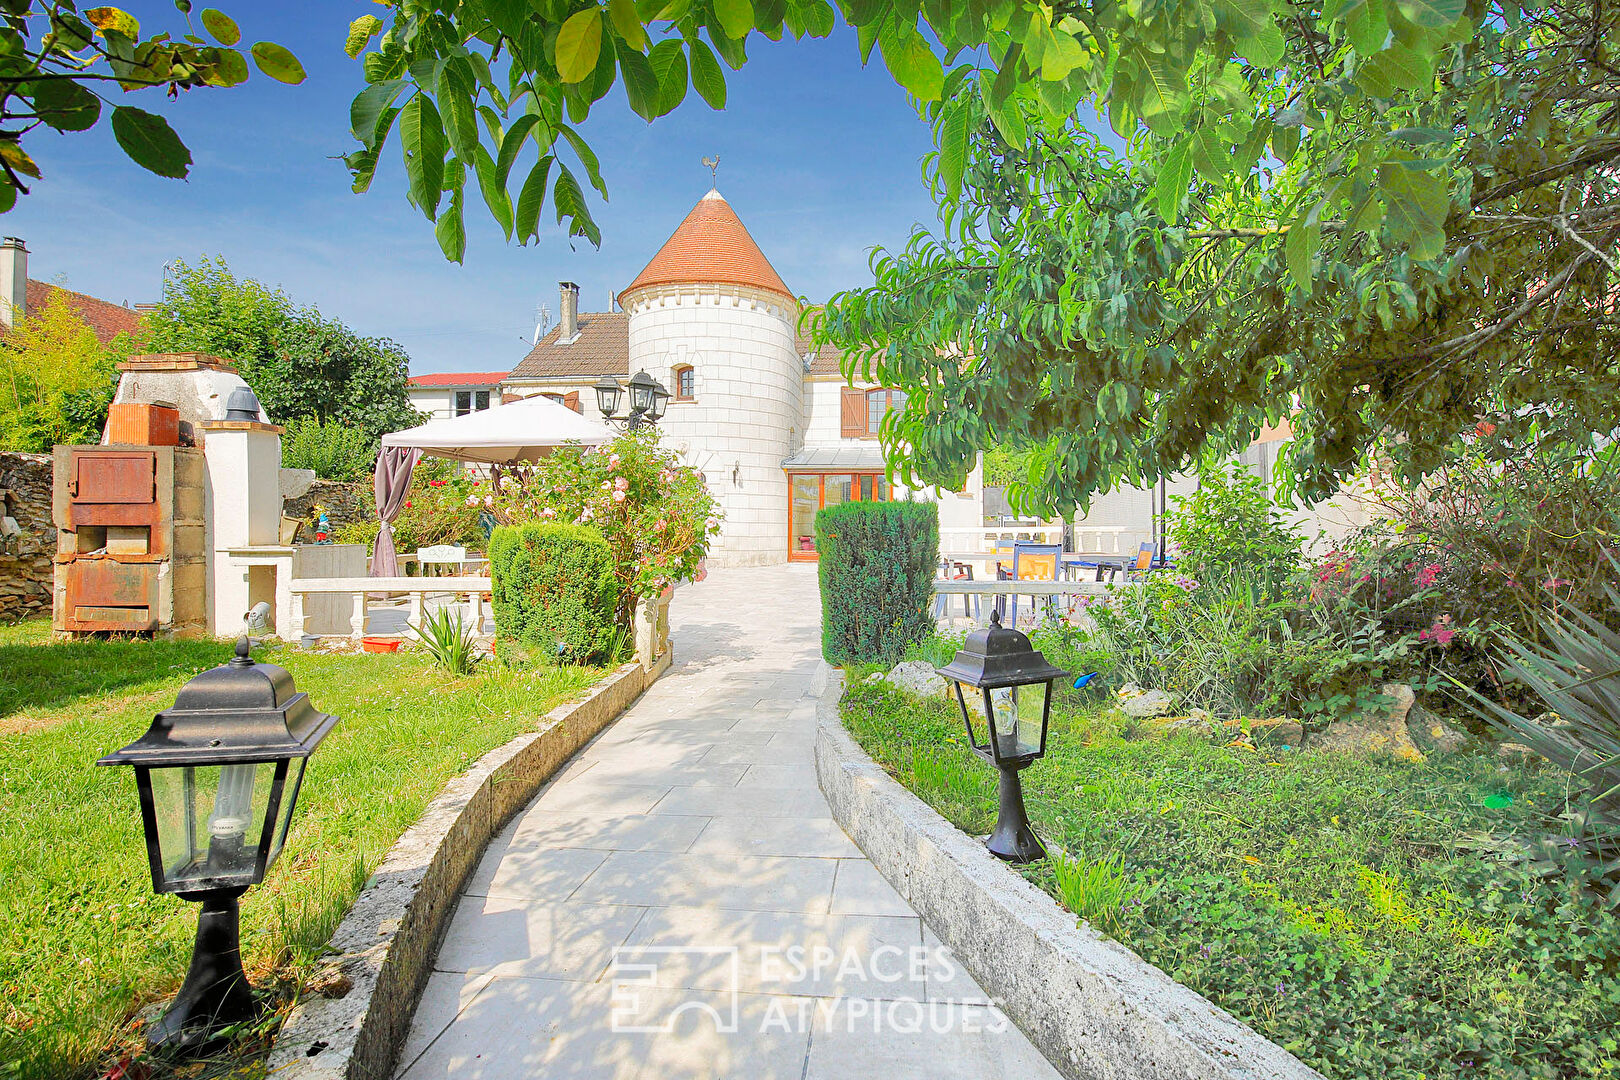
703,155 -> 720,186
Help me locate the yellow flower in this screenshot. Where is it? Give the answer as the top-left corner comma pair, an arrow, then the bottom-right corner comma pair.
1242,855 -> 1262,865
1160,801 -> 1176,814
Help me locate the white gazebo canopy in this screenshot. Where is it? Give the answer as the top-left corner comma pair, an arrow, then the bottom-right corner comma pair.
380,393 -> 614,464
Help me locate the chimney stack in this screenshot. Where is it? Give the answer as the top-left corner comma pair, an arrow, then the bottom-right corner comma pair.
0,238 -> 27,329
559,281 -> 579,342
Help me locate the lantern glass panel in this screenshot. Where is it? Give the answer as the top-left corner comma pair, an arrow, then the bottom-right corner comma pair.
629,376 -> 655,415
594,378 -> 622,417
986,682 -> 1050,759
149,762 -> 278,891
270,757 -> 308,865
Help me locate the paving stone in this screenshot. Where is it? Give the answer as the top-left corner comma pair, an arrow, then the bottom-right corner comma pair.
508,811 -> 712,854
830,858 -> 915,917
570,850 -> 838,914
686,816 -> 861,859
435,897 -> 645,980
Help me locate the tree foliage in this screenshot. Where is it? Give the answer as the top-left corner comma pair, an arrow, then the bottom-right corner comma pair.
0,288 -> 132,451
147,257 -> 421,441
0,3 -> 303,206
814,0 -> 1620,512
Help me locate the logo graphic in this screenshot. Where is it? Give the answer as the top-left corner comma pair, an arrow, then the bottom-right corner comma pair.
609,945 -> 741,1034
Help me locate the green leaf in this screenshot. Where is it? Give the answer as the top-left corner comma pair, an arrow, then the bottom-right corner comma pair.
250,42 -> 306,84
200,8 -> 240,46
689,38 -> 727,108
620,46 -> 660,120
436,186 -> 466,263
1214,0 -> 1278,39
1236,21 -> 1285,66
1354,42 -> 1433,97
204,48 -> 250,87
1395,0 -> 1464,27
938,97 -> 970,199
713,0 -> 755,40
495,112 -> 541,185
1189,123 -> 1233,180
474,144 -> 514,240
1378,161 -> 1450,259
1156,140 -> 1192,222
440,80 -> 480,159
1286,219 -> 1319,291
556,8 -> 604,84
400,95 -> 446,220
345,14 -> 383,58
110,105 -> 191,179
84,7 -> 140,38
879,21 -> 945,100
1482,792 -> 1514,809
559,123 -> 609,198
648,39 -> 690,115
1346,0 -> 1389,54
609,0 -> 649,51
350,79 -> 408,145
553,161 -> 601,245
514,154 -> 554,243
1133,53 -> 1188,136
32,79 -> 101,132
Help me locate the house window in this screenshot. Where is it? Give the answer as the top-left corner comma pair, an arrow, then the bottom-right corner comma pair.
867,389 -> 905,435
841,387 -> 906,438
789,472 -> 891,558
541,393 -> 564,405
674,365 -> 695,401
455,390 -> 491,416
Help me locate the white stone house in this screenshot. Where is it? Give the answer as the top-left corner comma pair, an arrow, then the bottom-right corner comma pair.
501,189 -> 984,567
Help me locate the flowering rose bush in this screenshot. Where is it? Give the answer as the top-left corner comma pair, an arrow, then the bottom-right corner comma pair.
480,428 -> 720,627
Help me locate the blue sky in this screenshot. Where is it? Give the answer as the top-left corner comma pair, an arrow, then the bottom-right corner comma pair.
7,3 -> 941,373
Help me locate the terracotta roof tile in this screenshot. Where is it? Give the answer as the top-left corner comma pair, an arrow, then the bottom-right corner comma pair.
508,312 -> 629,380
620,190 -> 794,303
408,370 -> 508,387
797,329 -> 845,376
25,280 -> 143,345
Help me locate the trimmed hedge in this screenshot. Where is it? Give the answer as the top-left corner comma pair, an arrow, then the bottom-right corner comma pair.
489,522 -> 621,663
816,499 -> 939,665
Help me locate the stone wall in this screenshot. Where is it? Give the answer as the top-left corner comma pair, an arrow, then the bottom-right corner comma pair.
281,477 -> 371,539
0,451 -> 53,623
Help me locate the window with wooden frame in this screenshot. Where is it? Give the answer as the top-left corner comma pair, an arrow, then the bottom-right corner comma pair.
540,391 -> 582,413
673,365 -> 695,401
789,472 -> 891,559
839,387 -> 906,438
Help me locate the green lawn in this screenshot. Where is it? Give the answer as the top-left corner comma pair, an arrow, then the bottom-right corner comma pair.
841,677 -> 1620,1080
0,619 -> 606,1080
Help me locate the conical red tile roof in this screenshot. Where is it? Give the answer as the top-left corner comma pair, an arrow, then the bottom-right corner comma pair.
620,190 -> 794,303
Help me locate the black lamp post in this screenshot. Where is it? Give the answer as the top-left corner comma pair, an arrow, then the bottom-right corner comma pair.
594,370 -> 669,430
937,612 -> 1069,863
97,637 -> 338,1053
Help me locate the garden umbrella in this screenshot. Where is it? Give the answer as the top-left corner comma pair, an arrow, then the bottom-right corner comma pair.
370,395 -> 614,577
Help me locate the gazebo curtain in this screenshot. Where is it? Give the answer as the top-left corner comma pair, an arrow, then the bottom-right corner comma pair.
371,446 -> 421,577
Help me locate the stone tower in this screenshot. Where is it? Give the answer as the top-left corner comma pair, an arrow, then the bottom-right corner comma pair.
620,190 -> 801,566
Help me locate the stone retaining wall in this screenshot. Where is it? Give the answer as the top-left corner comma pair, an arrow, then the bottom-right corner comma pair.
268,649 -> 671,1080
281,477 -> 371,538
814,670 -> 1324,1080
0,451 -> 53,623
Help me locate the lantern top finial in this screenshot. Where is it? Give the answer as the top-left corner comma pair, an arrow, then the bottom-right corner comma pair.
232,636 -> 253,666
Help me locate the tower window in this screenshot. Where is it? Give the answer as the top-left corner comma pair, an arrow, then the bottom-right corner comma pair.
673,365 -> 695,401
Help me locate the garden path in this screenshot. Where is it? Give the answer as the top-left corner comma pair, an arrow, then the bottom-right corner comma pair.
394,563 -> 1060,1079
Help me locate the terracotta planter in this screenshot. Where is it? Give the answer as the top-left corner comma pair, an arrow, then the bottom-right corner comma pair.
361,637 -> 402,654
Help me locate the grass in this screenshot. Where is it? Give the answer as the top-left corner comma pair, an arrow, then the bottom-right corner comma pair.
841,674 -> 1620,1080
0,618 -> 607,1080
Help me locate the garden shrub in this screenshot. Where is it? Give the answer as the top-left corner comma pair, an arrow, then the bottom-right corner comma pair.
817,499 -> 938,666
1169,462 -> 1302,589
488,523 -> 621,663
281,417 -> 378,481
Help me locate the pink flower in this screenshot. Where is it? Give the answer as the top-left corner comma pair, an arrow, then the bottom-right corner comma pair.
1541,578 -> 1569,591
1415,564 -> 1442,588
1420,615 -> 1455,647
612,490 -> 627,503
609,454 -> 621,469
428,480 -> 444,487
542,507 -> 557,519
483,495 -> 494,508
465,495 -> 479,507
654,518 -> 667,530
614,476 -> 630,491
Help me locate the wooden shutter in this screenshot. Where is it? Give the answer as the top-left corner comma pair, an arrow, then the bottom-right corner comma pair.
563,390 -> 581,413
840,387 -> 867,438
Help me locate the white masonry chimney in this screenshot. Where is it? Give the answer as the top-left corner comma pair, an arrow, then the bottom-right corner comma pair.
559,280 -> 580,343
0,237 -> 27,329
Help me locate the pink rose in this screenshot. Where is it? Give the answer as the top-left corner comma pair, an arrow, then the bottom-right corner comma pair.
612,490 -> 626,503
614,476 -> 630,491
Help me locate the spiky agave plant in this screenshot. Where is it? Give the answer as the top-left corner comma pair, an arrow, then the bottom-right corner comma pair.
411,604 -> 483,676
1464,589 -> 1620,823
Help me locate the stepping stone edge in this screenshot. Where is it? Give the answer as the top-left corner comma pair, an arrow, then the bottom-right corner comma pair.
812,667 -> 1326,1080
266,651 -> 674,1080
